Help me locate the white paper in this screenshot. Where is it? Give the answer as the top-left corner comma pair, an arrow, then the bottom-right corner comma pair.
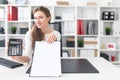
29,77 -> 60,80
30,41 -> 61,77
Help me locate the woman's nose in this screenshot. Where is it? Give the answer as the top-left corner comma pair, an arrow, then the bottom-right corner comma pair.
35,18 -> 40,22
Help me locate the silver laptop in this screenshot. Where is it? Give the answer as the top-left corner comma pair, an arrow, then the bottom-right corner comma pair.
30,41 -> 61,77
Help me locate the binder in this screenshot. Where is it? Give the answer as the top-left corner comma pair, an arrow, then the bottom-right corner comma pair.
7,6 -> 18,21
77,20 -> 84,35
77,20 -> 81,35
49,22 -> 61,33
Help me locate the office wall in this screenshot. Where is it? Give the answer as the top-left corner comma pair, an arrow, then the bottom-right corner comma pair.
27,0 -> 112,6
112,0 -> 120,6
7,0 -> 113,6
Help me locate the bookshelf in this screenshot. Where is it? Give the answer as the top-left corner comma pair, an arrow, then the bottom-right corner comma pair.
0,4 -> 120,64
54,6 -> 76,57
0,5 -> 30,56
0,5 -> 5,56
5,5 -> 29,57
76,6 -> 100,58
100,6 -> 120,63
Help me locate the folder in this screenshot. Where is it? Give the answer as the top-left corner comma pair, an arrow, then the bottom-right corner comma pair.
7,6 -> 18,21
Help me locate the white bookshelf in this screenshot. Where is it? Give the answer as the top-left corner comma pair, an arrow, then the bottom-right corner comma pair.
0,5 -> 5,56
1,4 -> 120,63
100,6 -> 120,63
77,6 -> 100,58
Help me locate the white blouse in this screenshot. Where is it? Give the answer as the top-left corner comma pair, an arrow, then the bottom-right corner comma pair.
23,30 -> 61,60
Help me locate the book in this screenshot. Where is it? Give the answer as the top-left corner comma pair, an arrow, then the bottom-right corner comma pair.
86,20 -> 96,35
80,50 -> 95,57
71,49 -> 75,57
62,51 -> 70,57
0,39 -> 5,47
77,20 -> 81,35
0,7 -> 5,20
7,6 -> 18,21
77,20 -> 84,35
80,20 -> 84,35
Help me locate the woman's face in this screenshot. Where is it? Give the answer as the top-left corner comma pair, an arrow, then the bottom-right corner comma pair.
34,11 -> 50,29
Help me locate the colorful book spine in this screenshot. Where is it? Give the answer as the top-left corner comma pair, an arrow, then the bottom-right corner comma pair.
80,20 -> 84,35
77,20 -> 84,35
7,6 -> 18,21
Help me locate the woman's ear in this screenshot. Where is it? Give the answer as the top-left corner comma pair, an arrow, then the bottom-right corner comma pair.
47,17 -> 51,23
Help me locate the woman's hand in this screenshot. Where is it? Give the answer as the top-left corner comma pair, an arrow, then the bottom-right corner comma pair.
47,34 -> 57,43
10,56 -> 30,63
6,42 -> 25,55
5,42 -> 9,54
5,42 -> 29,63
10,56 -> 20,61
5,43 -> 21,62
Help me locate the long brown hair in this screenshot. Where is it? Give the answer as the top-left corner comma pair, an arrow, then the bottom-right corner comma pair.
31,6 -> 51,49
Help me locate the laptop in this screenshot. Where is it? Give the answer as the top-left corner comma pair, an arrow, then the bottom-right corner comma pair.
0,57 -> 23,68
30,41 -> 61,77
61,59 -> 99,73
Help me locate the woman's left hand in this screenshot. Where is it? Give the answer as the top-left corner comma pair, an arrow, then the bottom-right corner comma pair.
47,34 -> 57,43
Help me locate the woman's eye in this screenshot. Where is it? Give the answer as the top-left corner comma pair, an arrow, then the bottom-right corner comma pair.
34,17 -> 43,19
39,16 -> 43,19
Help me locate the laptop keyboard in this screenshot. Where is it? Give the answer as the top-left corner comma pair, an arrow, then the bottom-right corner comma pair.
0,57 -> 23,68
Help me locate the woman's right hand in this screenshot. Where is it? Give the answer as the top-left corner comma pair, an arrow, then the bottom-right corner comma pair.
47,33 -> 57,43
6,42 -> 29,63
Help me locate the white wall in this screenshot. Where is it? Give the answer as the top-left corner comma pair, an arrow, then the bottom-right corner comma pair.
8,0 -> 114,6
112,0 -> 120,6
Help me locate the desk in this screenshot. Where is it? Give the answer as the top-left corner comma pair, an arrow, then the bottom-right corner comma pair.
0,57 -> 120,80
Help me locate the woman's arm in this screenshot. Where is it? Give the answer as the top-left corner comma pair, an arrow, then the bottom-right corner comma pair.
9,31 -> 32,63
11,56 -> 30,63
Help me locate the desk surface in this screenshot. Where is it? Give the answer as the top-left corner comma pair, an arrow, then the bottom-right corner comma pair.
0,57 -> 120,80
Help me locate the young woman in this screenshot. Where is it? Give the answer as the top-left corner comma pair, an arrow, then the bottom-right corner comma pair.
10,6 -> 61,63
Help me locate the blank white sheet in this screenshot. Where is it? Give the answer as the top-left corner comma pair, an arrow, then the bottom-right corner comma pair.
30,41 -> 61,77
